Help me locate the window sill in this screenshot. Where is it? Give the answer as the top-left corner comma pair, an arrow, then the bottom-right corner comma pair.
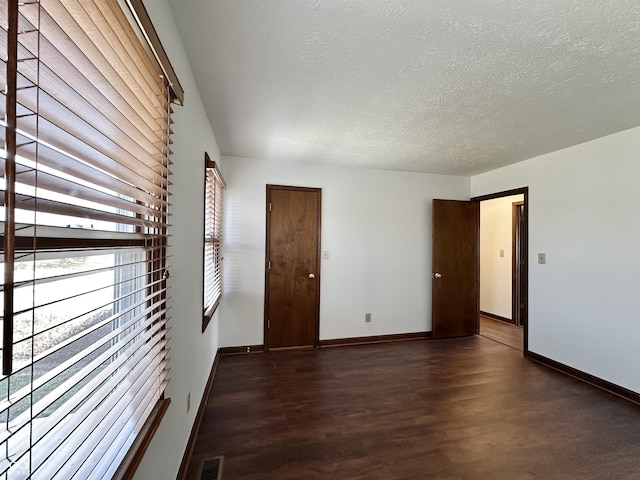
202,298 -> 220,333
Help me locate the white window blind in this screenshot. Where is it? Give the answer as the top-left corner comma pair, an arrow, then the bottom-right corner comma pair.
0,0 -> 177,478
203,153 -> 224,329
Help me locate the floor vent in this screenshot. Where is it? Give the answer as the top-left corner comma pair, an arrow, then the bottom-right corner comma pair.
198,456 -> 223,480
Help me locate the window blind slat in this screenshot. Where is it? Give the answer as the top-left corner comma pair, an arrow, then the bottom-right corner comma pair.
10,267 -> 153,346
1,321 -> 168,477
12,279 -> 166,365
0,228 -> 154,252
10,253 -> 158,290
1,163 -> 167,221
20,57 -> 164,153
12,0 -> 164,127
203,157 -> 225,325
31,331 -> 168,478
14,83 -> 167,176
61,0 -> 164,113
5,131 -> 169,210
14,115 -> 168,194
86,369 -> 171,480
0,302 -> 167,435
92,395 -> 157,480
40,336 -> 169,478
31,317 -> 168,448
0,20 -> 167,150
33,338 -> 166,464
0,192 -> 165,229
9,55 -> 168,172
61,354 -> 168,480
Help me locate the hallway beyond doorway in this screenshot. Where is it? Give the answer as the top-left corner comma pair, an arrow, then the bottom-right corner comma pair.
479,315 -> 523,351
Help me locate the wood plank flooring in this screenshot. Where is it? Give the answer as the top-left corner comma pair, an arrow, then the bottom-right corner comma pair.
479,315 -> 523,351
184,337 -> 640,479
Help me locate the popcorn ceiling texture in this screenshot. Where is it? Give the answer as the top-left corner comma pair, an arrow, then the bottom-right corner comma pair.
168,0 -> 640,175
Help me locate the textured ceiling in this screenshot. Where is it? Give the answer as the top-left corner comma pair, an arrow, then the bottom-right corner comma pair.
167,0 -> 640,175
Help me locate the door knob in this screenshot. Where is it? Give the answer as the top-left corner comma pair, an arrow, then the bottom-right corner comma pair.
308,273 -> 315,278
433,272 -> 442,279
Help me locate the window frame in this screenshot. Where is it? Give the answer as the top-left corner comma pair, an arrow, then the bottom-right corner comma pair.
202,153 -> 225,331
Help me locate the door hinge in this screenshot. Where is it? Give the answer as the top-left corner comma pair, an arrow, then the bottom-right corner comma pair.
269,202 -> 272,212
267,319 -> 271,329
268,260 -> 271,270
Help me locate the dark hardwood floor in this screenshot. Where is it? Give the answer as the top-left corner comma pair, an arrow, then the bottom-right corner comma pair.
185,337 -> 640,479
479,315 -> 523,351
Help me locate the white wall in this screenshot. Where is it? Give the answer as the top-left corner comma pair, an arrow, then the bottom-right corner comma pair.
220,157 -> 470,346
135,1 -> 223,478
471,126 -> 640,394
480,194 -> 523,319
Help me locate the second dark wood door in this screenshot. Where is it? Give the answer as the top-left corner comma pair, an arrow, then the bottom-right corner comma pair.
265,186 -> 321,349
431,199 -> 479,338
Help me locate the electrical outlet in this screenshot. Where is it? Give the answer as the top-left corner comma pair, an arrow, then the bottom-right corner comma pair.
499,249 -> 505,257
187,392 -> 191,413
365,313 -> 372,323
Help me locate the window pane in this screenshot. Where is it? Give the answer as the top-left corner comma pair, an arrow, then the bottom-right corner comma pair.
0,249 -> 149,473
203,159 -> 224,325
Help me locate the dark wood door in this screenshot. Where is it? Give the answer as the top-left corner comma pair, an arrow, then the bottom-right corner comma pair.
431,199 -> 479,338
265,185 -> 321,349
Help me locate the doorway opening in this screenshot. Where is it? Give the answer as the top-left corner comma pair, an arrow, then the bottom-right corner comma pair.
473,188 -> 528,353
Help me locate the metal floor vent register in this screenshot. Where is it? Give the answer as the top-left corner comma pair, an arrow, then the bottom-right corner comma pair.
198,456 -> 224,480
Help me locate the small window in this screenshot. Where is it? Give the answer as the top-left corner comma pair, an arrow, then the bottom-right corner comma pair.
203,154 -> 225,330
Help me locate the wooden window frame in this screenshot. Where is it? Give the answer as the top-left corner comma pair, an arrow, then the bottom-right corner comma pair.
202,153 -> 225,331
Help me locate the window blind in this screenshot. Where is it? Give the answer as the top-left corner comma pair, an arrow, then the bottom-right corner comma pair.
203,153 -> 224,329
0,0 -> 175,478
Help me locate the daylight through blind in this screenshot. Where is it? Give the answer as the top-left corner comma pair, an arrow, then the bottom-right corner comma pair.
203,154 -> 224,325
0,0 -> 173,478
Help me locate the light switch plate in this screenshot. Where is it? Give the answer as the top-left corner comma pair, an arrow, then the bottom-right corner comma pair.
538,253 -> 546,264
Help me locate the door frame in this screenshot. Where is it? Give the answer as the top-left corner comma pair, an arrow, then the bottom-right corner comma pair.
472,187 -> 529,354
512,200 -> 525,327
263,184 -> 322,351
